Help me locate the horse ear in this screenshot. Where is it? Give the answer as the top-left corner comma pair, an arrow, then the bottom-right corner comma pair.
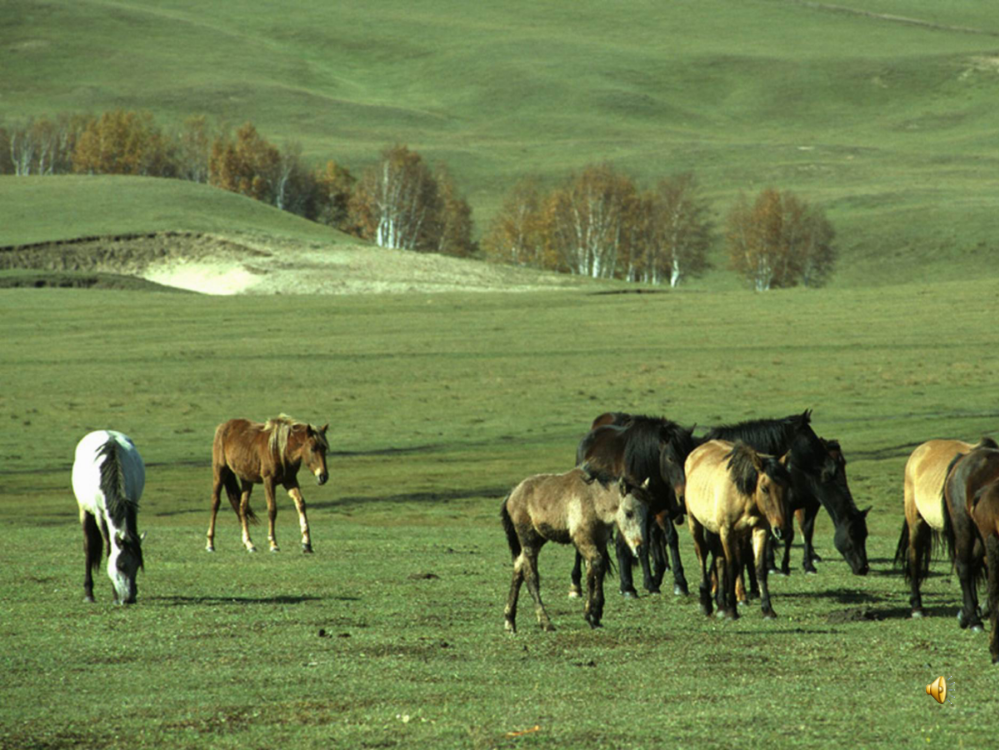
641,477 -> 650,489
861,506 -> 871,517
320,423 -> 329,435
140,531 -> 147,542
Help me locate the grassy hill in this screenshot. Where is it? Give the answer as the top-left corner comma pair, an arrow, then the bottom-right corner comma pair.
4,0 -> 999,286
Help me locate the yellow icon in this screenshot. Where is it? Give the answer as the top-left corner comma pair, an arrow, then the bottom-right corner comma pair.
925,676 -> 955,705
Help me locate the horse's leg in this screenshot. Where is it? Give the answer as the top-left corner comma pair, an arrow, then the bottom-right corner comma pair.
663,514 -> 689,596
908,519 -> 930,617
637,513 -> 659,595
286,485 -> 313,553
754,528 -> 777,619
261,478 -> 280,552
649,513 -> 669,592
799,503 -> 820,573
81,511 -> 101,603
569,550 -> 583,598
719,529 -> 739,620
746,542 -> 760,599
580,541 -> 608,628
207,469 -> 224,552
521,545 -> 554,631
954,515 -> 984,631
985,536 -> 999,664
240,480 -> 257,552
689,519 -> 712,616
505,552 -> 526,633
615,531 -> 639,598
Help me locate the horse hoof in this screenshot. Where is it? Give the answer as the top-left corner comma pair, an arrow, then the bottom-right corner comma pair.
302,544 -> 313,554
646,586 -> 662,596
568,590 -> 581,599
911,610 -> 924,619
805,569 -> 818,576
972,624 -> 984,634
621,590 -> 638,600
84,595 -> 95,603
205,546 -> 215,553
762,610 -> 778,620
270,547 -> 280,553
541,623 -> 556,632
504,620 -> 517,633
674,584 -> 688,596
246,546 -> 257,553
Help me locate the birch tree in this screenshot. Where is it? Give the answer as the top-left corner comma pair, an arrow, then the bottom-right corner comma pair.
349,145 -> 441,252
482,177 -> 546,267
73,110 -> 171,176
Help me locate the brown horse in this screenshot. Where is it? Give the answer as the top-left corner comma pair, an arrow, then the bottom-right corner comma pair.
943,439 -> 999,643
500,466 -> 649,632
684,440 -> 791,620
894,438 -> 989,619
206,415 -> 330,553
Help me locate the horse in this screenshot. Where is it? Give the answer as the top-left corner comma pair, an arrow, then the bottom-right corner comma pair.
684,440 -> 791,620
500,466 -> 649,632
705,411 -> 869,577
206,415 -> 330,553
947,441 -> 999,662
571,414 -> 695,598
942,438 -> 999,634
72,430 -> 145,604
894,438 -> 993,621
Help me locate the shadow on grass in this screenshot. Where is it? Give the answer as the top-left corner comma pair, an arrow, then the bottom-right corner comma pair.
311,485 -> 509,511
149,594 -> 329,605
778,587 -> 887,604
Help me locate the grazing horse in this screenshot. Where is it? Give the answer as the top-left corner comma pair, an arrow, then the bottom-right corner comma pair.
572,414 -> 694,598
685,440 -> 791,620
207,415 -> 330,553
942,439 -> 999,634
72,431 -> 145,604
500,466 -> 649,632
705,411 -> 869,576
894,438 -> 991,621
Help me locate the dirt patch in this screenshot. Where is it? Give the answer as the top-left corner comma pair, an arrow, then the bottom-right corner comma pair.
0,231 -> 592,295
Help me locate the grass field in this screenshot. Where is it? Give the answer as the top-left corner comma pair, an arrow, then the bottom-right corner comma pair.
2,283 -> 997,749
3,1 -> 999,285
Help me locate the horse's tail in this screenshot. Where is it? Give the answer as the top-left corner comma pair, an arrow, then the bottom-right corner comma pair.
500,496 -> 520,561
938,452 -> 965,566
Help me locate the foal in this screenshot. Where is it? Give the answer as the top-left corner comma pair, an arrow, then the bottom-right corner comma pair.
684,440 -> 791,620
500,466 -> 648,632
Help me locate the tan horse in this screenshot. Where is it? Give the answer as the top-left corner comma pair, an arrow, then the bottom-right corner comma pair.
207,415 -> 330,553
500,466 -> 648,632
684,440 -> 791,620
895,438 -> 987,618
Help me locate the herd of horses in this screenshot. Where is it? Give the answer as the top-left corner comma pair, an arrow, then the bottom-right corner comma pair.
70,411 -> 999,663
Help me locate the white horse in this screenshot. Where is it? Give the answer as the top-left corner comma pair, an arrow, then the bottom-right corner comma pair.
72,431 -> 145,604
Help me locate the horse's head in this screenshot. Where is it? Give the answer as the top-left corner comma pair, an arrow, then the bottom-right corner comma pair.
817,438 -> 870,575
108,529 -> 144,605
659,436 -> 691,520
615,477 -> 649,557
300,423 -> 330,485
757,453 -> 792,540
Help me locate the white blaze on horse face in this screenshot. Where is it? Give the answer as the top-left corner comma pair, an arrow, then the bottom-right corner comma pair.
108,534 -> 139,604
616,492 -> 646,556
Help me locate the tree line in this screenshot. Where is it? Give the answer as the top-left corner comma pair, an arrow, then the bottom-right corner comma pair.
1,110 -> 835,289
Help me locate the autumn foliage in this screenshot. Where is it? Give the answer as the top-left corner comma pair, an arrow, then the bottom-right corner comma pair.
726,188 -> 836,290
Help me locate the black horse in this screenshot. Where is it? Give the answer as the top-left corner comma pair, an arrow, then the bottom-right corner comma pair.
704,410 -> 870,576
571,413 -> 695,597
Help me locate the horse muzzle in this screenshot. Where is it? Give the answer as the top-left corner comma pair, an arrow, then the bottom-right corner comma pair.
315,469 -> 329,486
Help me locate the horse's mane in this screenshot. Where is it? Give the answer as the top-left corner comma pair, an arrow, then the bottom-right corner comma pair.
706,411 -> 810,453
265,414 -> 329,464
580,462 -> 618,489
621,415 -> 687,489
97,437 -> 138,531
726,442 -> 761,497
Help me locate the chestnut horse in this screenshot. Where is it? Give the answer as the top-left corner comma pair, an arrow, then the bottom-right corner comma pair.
684,440 -> 791,620
572,413 -> 694,598
500,466 -> 649,632
72,430 -> 145,604
894,438 -> 993,620
206,415 -> 330,553
942,438 -> 999,636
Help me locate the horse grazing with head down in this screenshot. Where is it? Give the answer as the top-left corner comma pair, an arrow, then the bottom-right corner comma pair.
72,431 -> 145,605
894,437 -> 994,623
572,413 -> 694,598
942,438 -> 999,640
207,415 -> 330,554
500,466 -> 649,632
705,411 -> 869,577
684,440 -> 791,620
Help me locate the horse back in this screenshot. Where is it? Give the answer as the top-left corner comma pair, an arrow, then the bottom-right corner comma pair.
905,439 -> 974,530
213,419 -> 277,482
684,440 -> 754,534
72,430 -> 145,516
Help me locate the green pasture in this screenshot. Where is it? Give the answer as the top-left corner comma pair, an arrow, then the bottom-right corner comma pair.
2,283 -> 997,748
4,1 -> 999,285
